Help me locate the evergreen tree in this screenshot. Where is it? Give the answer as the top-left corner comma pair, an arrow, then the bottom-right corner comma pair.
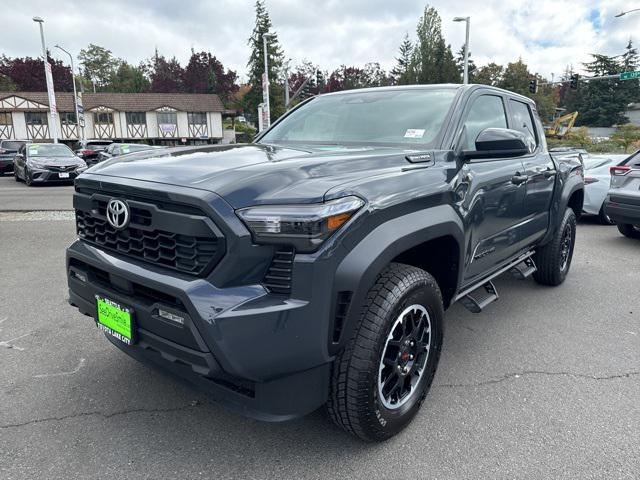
569,54 -> 629,126
391,33 -> 414,85
499,58 -> 530,96
244,0 -> 285,123
620,40 -> 640,103
145,51 -> 184,93
411,5 -> 459,84
455,46 -> 476,82
106,62 -> 149,93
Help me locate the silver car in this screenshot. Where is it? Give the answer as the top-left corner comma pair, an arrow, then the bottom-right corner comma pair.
583,153 -> 629,224
604,150 -> 640,238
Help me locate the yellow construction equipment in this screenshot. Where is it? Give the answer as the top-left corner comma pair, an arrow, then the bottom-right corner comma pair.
545,111 -> 579,138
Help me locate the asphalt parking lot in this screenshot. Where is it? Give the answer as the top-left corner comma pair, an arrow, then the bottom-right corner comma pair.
0,175 -> 638,480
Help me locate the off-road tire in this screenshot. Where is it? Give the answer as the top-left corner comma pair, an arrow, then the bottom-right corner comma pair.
533,207 -> 577,286
617,223 -> 640,239
326,262 -> 444,442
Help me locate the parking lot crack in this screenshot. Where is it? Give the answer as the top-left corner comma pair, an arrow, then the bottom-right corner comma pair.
435,370 -> 640,388
0,402 -> 202,430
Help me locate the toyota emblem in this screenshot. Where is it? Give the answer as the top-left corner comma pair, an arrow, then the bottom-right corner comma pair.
106,199 -> 130,230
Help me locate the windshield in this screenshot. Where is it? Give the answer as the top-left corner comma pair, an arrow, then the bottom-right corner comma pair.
28,144 -> 75,157
2,141 -> 25,150
122,144 -> 151,153
260,88 -> 459,148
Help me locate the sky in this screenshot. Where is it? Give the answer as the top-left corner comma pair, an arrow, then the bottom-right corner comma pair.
1,0 -> 638,82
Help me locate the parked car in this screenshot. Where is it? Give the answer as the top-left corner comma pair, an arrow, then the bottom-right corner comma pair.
14,143 -> 87,186
582,154 -> 629,224
0,139 -> 28,175
604,149 -> 640,239
66,85 -> 583,441
74,139 -> 113,165
96,143 -> 156,163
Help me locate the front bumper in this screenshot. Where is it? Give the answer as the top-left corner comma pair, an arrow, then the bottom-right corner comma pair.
66,239 -> 333,421
30,168 -> 81,183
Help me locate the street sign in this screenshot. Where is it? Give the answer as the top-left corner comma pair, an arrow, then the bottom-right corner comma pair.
620,71 -> 640,81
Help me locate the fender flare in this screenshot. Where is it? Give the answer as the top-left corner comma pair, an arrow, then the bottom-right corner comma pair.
329,204 -> 464,354
541,175 -> 583,245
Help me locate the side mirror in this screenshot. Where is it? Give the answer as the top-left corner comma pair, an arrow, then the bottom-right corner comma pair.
463,128 -> 529,160
15,153 -> 23,159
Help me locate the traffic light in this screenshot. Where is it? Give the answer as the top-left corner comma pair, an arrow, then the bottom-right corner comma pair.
529,78 -> 538,94
570,74 -> 579,90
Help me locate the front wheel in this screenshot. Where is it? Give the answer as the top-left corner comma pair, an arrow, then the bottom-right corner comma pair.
326,263 -> 444,442
24,167 -> 32,186
617,223 -> 640,239
533,207 -> 577,286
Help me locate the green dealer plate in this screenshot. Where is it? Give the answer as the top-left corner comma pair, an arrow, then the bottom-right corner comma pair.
95,295 -> 134,345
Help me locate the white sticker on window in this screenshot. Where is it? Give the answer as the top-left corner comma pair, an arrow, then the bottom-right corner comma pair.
404,129 -> 425,138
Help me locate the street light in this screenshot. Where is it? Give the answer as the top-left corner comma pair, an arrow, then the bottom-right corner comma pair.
32,16 -> 59,143
262,32 -> 275,129
453,16 -> 471,85
55,44 -> 84,142
615,7 -> 640,17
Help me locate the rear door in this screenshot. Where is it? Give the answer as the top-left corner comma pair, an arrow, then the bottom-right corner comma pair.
456,92 -> 527,283
508,98 -> 556,245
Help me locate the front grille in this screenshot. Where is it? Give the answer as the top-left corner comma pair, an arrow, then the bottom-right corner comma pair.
47,165 -> 76,172
74,186 -> 224,276
263,247 -> 295,294
76,211 -> 219,275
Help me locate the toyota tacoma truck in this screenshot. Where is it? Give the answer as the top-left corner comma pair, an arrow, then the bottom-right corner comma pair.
66,84 -> 584,441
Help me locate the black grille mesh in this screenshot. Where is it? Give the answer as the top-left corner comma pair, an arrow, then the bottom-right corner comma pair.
263,247 -> 295,294
76,211 -> 220,275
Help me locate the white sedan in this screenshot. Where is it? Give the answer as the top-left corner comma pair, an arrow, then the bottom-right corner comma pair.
583,153 -> 630,224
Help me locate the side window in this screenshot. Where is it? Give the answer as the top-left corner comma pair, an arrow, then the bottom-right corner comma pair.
509,99 -> 538,152
461,95 -> 508,150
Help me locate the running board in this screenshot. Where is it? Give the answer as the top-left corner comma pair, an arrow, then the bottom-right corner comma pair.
459,281 -> 499,313
454,251 -> 535,313
509,256 -> 537,280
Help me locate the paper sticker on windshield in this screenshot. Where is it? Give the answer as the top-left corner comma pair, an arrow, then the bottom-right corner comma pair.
121,146 -> 130,153
28,145 -> 38,154
404,129 -> 425,139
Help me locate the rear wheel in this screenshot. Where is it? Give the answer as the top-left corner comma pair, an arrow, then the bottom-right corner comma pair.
533,207 -> 577,286
326,263 -> 444,442
617,223 -> 640,239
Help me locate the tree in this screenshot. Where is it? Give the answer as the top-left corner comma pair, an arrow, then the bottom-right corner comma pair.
391,33 -> 414,85
0,55 -> 73,91
474,62 -> 503,86
183,50 -> 238,100
411,5 -> 459,84
146,51 -> 184,93
620,40 -> 640,103
78,44 -> 119,90
244,0 -> 286,123
568,53 -> 629,127
499,58 -> 530,96
0,73 -> 16,91
106,62 -> 149,93
455,46 -> 476,82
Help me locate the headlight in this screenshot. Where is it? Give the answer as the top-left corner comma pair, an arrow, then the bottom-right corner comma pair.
76,162 -> 88,172
237,196 -> 365,252
28,161 -> 48,169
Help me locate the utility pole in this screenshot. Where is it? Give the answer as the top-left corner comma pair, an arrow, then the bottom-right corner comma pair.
55,44 -> 84,142
32,16 -> 59,143
453,16 -> 471,84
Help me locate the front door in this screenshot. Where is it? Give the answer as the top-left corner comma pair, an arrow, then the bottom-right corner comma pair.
456,93 -> 527,283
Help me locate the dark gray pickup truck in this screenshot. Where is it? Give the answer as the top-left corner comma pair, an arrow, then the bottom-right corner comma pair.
66,84 -> 584,441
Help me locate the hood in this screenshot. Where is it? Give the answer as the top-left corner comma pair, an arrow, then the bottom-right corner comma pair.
29,156 -> 85,167
86,144 -> 412,208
